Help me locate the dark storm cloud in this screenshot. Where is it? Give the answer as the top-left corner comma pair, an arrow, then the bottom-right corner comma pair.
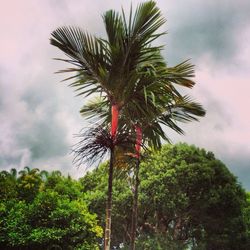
0,62 -> 79,169
163,0 -> 250,64
17,105 -> 69,161
21,86 -> 69,161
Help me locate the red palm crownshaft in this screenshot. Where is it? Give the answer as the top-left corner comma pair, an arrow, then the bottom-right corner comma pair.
111,104 -> 119,139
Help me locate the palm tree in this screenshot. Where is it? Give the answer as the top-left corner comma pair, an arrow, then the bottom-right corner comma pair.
129,96 -> 205,249
50,1 -> 170,248
40,170 -> 49,181
10,168 -> 18,180
50,1 -> 206,248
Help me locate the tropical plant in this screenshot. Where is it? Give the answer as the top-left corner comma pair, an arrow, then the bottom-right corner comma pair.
50,1 -> 206,247
50,1 -> 176,248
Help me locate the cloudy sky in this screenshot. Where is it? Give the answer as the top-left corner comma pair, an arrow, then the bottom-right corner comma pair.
1,0 -> 250,189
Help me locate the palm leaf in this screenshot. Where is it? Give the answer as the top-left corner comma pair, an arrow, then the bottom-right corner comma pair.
50,27 -> 111,96
72,126 -> 135,168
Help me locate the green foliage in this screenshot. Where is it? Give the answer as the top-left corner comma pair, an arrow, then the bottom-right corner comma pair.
134,234 -> 190,250
80,143 -> 249,249
0,168 -> 102,250
139,143 -> 247,249
17,167 -> 42,202
0,170 -> 18,200
43,172 -> 83,200
1,144 -> 249,249
27,190 -> 102,249
2,201 -> 31,247
244,192 -> 250,248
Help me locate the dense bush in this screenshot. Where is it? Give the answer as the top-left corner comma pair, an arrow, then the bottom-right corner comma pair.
0,168 -> 102,250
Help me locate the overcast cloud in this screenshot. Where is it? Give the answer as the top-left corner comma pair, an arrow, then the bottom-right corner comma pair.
1,0 -> 249,189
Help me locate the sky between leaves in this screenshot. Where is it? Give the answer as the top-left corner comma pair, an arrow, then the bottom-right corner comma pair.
0,0 -> 250,189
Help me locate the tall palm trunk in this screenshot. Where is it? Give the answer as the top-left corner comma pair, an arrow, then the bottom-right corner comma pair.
130,126 -> 142,250
104,104 -> 119,250
104,148 -> 114,250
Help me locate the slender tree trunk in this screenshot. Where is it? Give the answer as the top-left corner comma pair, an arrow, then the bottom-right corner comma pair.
104,104 -> 119,250
104,148 -> 114,250
130,157 -> 140,250
130,125 -> 142,250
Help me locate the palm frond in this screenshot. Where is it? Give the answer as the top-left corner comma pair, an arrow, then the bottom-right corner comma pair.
50,27 -> 111,95
72,126 -> 136,168
101,1 -> 167,102
130,1 -> 166,44
80,97 -> 109,123
103,10 -> 125,49
162,60 -> 196,88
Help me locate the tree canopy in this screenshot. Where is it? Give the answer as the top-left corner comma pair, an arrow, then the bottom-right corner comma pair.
0,143 -> 249,249
80,143 -> 249,249
0,169 -> 102,250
